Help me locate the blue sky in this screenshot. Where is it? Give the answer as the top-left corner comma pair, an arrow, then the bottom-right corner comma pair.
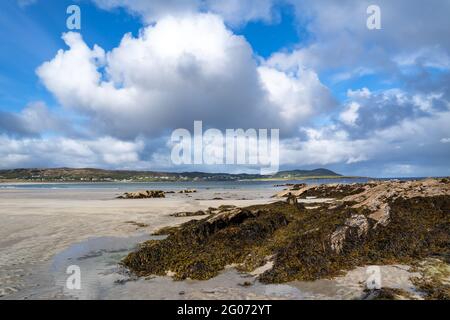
0,0 -> 449,177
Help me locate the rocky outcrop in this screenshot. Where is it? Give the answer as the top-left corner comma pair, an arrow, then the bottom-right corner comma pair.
343,178 -> 450,225
330,214 -> 369,253
117,190 -> 165,199
170,210 -> 208,217
286,194 -> 298,205
274,184 -> 311,198
178,189 -> 197,194
122,178 -> 450,284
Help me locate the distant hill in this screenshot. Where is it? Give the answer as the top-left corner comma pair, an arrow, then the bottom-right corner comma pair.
0,167 -> 342,182
271,168 -> 341,179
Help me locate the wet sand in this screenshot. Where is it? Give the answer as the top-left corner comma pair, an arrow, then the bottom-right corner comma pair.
0,187 -> 419,299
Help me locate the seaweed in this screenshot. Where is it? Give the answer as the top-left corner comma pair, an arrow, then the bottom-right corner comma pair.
299,184 -> 367,199
122,182 -> 450,284
361,288 -> 414,300
410,258 -> 450,300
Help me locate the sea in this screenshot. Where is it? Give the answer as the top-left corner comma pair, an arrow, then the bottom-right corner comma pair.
0,177 -> 423,190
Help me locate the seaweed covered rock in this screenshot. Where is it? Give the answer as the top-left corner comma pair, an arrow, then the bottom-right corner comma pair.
123,204 -> 291,280
411,258 -> 450,300
117,190 -> 165,199
170,210 -> 208,217
299,183 -> 367,199
178,189 -> 197,193
330,214 -> 369,253
123,179 -> 450,283
361,288 -> 414,300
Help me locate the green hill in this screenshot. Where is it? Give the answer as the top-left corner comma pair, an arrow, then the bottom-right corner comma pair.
0,167 -> 342,182
271,168 -> 341,179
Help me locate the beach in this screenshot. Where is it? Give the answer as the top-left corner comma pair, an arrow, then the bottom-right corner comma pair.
0,180 -> 447,300
0,185 -> 279,299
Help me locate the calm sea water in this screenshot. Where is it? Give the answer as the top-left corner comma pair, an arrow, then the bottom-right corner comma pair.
0,177 -> 421,190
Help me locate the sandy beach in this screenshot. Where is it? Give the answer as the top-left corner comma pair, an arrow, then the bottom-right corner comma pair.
0,184 -> 426,300
0,186 -> 276,298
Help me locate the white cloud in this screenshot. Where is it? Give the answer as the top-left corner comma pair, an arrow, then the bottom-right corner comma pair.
0,101 -> 68,136
205,0 -> 274,26
4,0 -> 450,177
270,0 -> 450,74
347,88 -> 371,99
0,135 -> 144,169
92,0 -> 199,24
278,110 -> 450,170
280,131 -> 370,166
36,14 -> 333,139
339,102 -> 360,126
92,0 -> 274,26
258,65 -> 334,123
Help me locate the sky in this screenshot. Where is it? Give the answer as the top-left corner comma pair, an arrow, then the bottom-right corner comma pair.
0,0 -> 449,177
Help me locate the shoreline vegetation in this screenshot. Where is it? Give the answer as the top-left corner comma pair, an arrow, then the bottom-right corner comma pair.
0,167 -> 346,183
122,178 -> 450,299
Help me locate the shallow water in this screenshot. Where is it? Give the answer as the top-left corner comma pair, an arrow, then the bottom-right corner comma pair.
3,228 -> 419,300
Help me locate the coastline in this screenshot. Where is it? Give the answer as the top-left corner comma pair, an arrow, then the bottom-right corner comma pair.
0,186 -> 277,299
1,179 -> 448,300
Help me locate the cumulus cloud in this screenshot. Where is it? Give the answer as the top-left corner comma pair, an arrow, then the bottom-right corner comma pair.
0,102 -> 67,137
258,65 -> 335,123
339,102 -> 360,127
3,0 -> 449,177
279,109 -> 450,175
36,14 -> 333,139
269,0 -> 450,76
337,87 -> 450,139
0,134 -> 145,169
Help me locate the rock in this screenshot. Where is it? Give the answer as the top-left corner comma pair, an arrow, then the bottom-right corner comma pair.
217,205 -> 237,211
345,214 -> 369,237
123,178 -> 450,284
238,281 -> 253,287
170,210 -> 208,217
330,226 -> 349,254
117,190 -> 165,199
361,288 -> 413,300
286,194 -> 298,205
369,203 -> 390,227
178,189 -> 197,194
330,214 -> 369,253
125,221 -> 149,228
274,184 -> 312,198
291,184 -> 307,190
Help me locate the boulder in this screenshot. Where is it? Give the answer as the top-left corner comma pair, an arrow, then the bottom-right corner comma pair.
117,190 -> 165,199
